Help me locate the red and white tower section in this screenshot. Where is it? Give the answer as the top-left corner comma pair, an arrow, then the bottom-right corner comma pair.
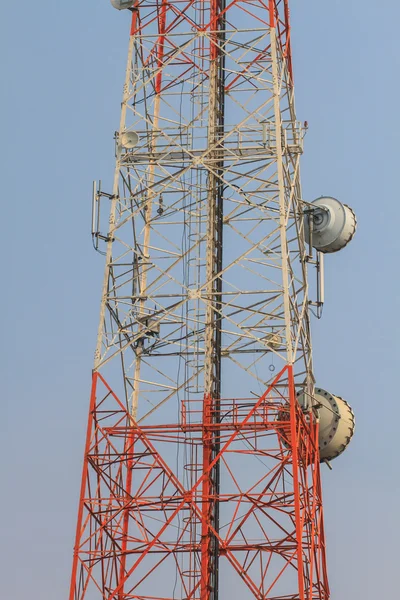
69,1 -> 356,599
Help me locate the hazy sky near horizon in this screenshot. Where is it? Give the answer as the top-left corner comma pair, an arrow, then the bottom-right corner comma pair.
1,0 -> 399,598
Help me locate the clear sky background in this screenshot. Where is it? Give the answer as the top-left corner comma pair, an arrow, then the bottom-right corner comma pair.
1,0 -> 398,598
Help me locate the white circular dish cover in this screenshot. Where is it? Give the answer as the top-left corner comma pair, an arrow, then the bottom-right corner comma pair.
304,196 -> 357,253
111,0 -> 135,10
297,387 -> 355,461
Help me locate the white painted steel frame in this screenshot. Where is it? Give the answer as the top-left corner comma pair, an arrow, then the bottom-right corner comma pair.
93,6 -> 313,422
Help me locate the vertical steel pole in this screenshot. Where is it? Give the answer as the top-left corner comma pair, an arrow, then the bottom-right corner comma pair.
270,11 -> 294,365
203,1 -> 226,598
131,1 -> 166,419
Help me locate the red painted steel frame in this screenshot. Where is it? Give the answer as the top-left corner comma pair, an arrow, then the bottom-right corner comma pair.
69,365 -> 329,600
128,0 -> 293,93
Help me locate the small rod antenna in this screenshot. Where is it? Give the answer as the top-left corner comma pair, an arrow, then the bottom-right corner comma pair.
316,251 -> 325,319
308,213 -> 314,260
96,181 -> 101,240
92,181 -> 97,235
318,251 -> 325,305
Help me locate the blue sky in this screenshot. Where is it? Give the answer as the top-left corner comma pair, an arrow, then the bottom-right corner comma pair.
1,0 -> 398,598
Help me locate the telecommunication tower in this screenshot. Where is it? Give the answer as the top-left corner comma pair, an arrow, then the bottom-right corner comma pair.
69,1 -> 356,600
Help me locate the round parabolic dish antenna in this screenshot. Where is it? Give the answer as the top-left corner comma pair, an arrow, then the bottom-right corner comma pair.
304,196 -> 357,253
265,331 -> 283,351
297,388 -> 355,461
121,131 -> 139,148
111,0 -> 135,10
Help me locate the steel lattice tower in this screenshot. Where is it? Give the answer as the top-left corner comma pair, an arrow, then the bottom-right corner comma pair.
69,1 -> 332,599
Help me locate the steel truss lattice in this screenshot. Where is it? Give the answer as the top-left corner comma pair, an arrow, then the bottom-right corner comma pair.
69,1 -> 330,599
70,367 -> 329,600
